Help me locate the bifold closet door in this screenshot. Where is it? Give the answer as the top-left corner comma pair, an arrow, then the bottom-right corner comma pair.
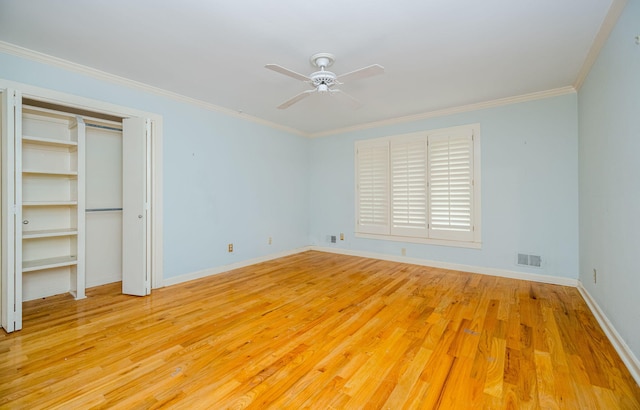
122,117 -> 151,296
85,124 -> 122,288
1,89 -> 22,332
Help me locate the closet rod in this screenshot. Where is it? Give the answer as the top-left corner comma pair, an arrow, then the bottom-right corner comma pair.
86,208 -> 123,212
85,123 -> 122,132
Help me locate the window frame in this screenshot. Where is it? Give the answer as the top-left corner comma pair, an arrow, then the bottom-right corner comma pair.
354,123 -> 481,249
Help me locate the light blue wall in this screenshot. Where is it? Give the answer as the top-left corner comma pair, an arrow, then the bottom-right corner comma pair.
578,0 -> 640,360
0,52 -> 310,280
0,48 -> 581,284
309,94 -> 579,279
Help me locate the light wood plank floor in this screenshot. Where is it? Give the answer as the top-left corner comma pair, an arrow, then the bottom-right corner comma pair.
1,251 -> 639,409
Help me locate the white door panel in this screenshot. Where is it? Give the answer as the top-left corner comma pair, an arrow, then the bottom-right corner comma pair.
1,89 -> 22,332
122,117 -> 150,296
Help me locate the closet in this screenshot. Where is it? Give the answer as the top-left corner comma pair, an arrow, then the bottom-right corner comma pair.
1,87 -> 159,333
85,120 -> 123,289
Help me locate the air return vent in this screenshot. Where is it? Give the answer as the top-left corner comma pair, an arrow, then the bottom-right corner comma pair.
517,253 -> 542,268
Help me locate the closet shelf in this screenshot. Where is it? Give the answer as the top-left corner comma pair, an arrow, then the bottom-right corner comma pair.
23,169 -> 78,177
23,200 -> 78,207
22,135 -> 77,147
23,228 -> 78,239
23,255 -> 78,272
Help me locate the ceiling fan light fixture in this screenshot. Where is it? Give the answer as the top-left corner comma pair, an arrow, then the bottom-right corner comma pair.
265,52 -> 384,109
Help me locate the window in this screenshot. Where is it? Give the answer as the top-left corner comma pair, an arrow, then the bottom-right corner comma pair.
355,124 -> 481,248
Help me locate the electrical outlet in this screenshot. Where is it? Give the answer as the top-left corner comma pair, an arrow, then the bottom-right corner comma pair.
268,237 -> 272,245
593,268 -> 597,284
401,248 -> 406,256
228,243 -> 233,253
340,233 -> 344,241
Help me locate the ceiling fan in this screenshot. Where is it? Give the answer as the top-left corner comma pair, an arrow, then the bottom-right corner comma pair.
265,53 -> 384,109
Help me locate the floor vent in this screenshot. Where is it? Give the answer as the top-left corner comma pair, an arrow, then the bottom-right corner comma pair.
517,253 -> 542,268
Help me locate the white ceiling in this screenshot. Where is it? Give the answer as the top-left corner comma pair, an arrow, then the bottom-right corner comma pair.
0,0 -> 615,136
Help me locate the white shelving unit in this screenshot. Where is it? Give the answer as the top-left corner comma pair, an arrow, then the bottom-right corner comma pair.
22,228 -> 79,239
22,134 -> 78,147
22,256 -> 79,273
20,106 -> 85,300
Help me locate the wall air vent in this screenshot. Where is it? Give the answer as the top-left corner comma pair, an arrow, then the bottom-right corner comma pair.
517,253 -> 542,268
517,253 -> 529,265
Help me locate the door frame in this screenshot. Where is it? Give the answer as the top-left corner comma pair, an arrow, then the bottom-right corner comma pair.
0,79 -> 164,297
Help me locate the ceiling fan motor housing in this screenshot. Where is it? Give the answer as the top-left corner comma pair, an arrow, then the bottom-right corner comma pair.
311,71 -> 338,91
309,53 -> 338,92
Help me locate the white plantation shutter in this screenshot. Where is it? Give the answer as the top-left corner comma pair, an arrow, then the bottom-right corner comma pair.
355,124 -> 479,246
428,129 -> 474,241
356,141 -> 390,234
390,139 -> 428,237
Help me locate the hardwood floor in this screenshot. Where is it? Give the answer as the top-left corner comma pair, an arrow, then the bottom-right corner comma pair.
1,251 -> 639,409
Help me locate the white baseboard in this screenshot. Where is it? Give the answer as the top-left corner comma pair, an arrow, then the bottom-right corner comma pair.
161,246 -> 312,287
310,246 -> 579,287
162,245 -> 577,289
577,283 -> 640,386
159,246 -> 639,386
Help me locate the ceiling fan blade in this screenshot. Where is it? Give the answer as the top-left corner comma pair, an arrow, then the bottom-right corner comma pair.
337,64 -> 384,83
265,64 -> 310,82
330,89 -> 362,109
277,89 -> 315,109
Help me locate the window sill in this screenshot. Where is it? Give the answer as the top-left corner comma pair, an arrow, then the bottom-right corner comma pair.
355,232 -> 482,249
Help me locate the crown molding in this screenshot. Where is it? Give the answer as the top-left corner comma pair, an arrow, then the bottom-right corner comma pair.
0,41 -> 307,137
574,0 -> 628,90
1,40 -> 577,140
309,86 -> 576,138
